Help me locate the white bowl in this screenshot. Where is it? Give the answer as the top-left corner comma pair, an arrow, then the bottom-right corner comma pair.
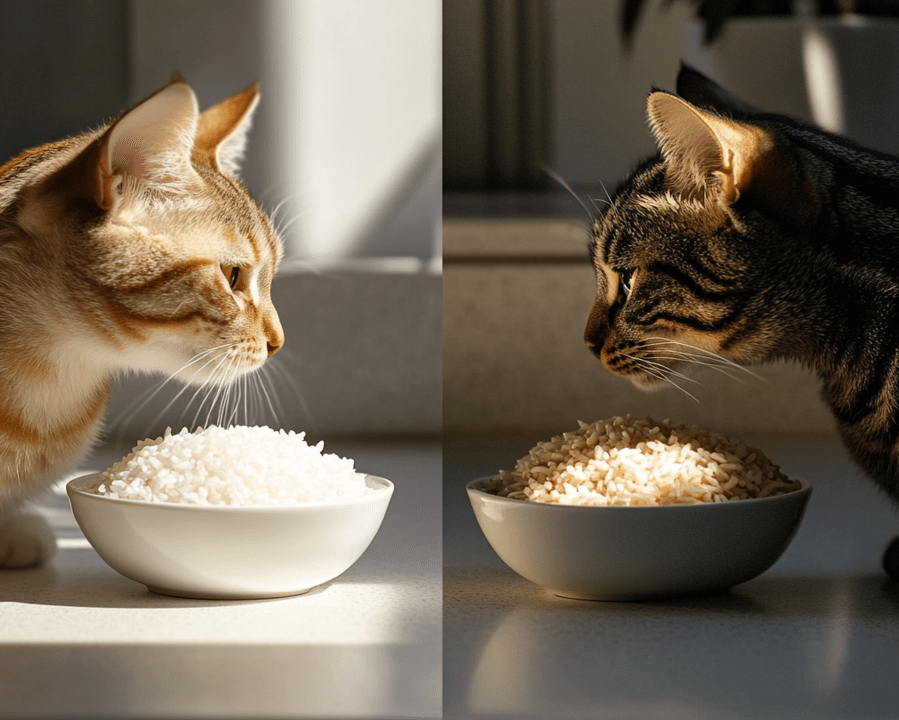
467,477 -> 811,601
67,473 -> 393,599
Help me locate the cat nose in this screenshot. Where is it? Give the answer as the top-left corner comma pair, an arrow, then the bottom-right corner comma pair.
264,312 -> 284,357
584,303 -> 609,356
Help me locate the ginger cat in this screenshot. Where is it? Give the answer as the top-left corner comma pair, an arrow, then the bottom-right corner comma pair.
0,76 -> 284,567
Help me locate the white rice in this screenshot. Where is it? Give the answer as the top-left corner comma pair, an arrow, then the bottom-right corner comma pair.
489,415 -> 799,506
94,426 -> 373,505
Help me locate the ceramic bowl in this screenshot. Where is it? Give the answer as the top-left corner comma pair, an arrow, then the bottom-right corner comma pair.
467,476 -> 811,601
67,473 -> 393,600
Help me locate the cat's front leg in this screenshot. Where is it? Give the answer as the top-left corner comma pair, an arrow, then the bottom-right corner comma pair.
0,512 -> 56,568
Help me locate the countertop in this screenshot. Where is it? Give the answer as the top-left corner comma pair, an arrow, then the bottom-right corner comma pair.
0,438 -> 441,720
444,432 -> 899,720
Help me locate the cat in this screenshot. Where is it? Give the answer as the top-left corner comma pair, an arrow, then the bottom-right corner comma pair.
0,75 -> 284,568
584,64 -> 899,581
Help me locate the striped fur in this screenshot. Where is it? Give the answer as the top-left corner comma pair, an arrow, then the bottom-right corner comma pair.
585,66 -> 899,578
0,78 -> 283,566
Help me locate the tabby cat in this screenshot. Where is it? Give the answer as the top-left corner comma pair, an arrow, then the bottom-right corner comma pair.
585,65 -> 899,580
0,76 -> 284,567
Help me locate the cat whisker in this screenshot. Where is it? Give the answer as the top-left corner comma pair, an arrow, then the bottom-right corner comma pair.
240,373 -> 249,427
627,355 -> 701,404
112,343 -> 234,427
588,178 -> 615,210
254,364 -> 286,428
244,372 -> 259,426
262,352 -> 307,421
641,347 -> 735,367
118,343 -> 240,438
228,362 -> 245,427
150,348 -> 311,433
212,367 -> 229,428
640,352 -> 744,383
218,359 -> 238,427
266,196 -> 291,226
275,212 -> 304,238
597,178 -> 614,207
187,351 -> 235,430
226,359 -> 256,428
254,373 -> 268,426
623,352 -> 699,384
209,354 -> 243,429
541,164 -> 595,221
641,336 -> 768,383
233,361 -> 286,428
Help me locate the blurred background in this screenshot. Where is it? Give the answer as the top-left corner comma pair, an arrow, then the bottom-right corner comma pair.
443,0 -> 899,444
0,0 -> 442,441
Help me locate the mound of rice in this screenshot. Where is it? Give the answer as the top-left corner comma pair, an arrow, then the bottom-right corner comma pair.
94,426 -> 373,505
489,415 -> 799,506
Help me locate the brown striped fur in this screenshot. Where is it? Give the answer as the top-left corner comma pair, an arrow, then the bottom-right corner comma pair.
585,66 -> 899,580
0,77 -> 283,567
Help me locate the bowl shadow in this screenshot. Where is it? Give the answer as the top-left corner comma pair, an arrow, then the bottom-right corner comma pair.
0,549 -> 333,609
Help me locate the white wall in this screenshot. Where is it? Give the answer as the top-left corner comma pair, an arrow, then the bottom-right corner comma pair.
129,0 -> 441,261
550,0 -> 704,187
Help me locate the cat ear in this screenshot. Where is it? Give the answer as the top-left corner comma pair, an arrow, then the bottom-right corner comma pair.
647,91 -> 770,204
193,83 -> 260,176
95,80 -> 200,210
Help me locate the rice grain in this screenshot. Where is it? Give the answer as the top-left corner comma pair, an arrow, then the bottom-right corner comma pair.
94,426 -> 372,505
489,416 -> 799,506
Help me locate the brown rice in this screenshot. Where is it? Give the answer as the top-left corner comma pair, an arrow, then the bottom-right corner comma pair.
488,415 -> 799,506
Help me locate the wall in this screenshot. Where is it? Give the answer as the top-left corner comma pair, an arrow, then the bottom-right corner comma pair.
443,213 -> 836,442
0,0 -> 441,262
130,0 -> 441,261
0,0 -> 128,165
550,0 -> 702,187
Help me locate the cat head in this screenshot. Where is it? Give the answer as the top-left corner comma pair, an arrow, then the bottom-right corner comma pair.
6,76 -> 284,386
585,66 -> 819,388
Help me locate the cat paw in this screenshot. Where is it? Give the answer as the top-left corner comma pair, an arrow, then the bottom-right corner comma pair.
0,513 -> 56,568
883,535 -> 899,582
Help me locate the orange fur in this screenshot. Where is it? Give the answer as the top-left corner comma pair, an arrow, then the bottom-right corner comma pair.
0,77 -> 284,566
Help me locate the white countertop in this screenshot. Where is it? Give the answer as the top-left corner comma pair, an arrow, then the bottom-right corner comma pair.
0,439 -> 441,719
444,432 -> 899,720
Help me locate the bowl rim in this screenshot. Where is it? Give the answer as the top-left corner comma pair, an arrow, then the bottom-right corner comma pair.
67,472 -> 393,512
467,475 -> 811,510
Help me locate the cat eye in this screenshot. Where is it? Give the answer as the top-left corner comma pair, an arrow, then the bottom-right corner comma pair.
223,265 -> 240,290
619,269 -> 635,296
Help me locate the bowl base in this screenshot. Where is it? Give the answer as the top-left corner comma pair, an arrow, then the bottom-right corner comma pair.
146,585 -> 314,601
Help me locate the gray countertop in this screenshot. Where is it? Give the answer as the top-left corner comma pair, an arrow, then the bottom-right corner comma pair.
6,428 -> 899,719
444,433 -> 899,720
0,438 -> 442,719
